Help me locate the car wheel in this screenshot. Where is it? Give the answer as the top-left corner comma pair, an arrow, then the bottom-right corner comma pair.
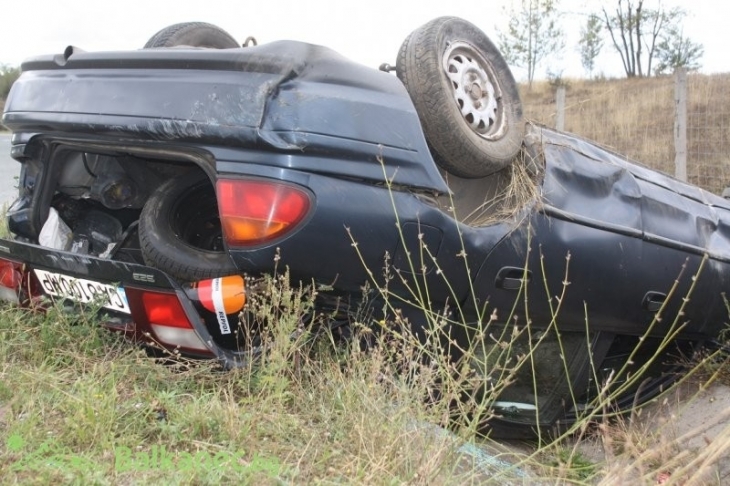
397,17 -> 524,178
139,170 -> 238,282
143,22 -> 239,49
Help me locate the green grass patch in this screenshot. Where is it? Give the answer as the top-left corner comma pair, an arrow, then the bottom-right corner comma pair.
1,296 -> 530,485
1,272 -> 728,484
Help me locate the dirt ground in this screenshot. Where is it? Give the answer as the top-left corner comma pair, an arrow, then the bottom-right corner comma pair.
457,380 -> 730,483
573,380 -> 730,483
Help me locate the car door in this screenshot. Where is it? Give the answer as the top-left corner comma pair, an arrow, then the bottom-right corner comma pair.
469,126 -> 730,343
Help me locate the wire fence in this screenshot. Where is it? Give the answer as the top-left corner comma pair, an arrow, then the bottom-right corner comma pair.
527,72 -> 730,196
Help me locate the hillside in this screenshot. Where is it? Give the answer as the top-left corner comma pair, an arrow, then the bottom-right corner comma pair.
520,74 -> 730,195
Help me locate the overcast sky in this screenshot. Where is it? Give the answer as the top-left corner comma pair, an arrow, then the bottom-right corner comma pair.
0,0 -> 725,80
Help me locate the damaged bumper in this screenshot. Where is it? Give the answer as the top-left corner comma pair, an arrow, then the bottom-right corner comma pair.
0,238 -> 252,367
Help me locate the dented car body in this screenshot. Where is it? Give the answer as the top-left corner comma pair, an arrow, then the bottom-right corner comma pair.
2,23 -> 729,435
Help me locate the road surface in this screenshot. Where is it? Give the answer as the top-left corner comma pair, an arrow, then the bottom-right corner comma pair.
0,133 -> 20,205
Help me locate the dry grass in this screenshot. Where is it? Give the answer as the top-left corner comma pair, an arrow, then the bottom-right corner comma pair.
521,74 -> 730,195
433,123 -> 544,230
0,291 -> 536,485
567,352 -> 730,485
2,262 -> 729,484
2,77 -> 730,483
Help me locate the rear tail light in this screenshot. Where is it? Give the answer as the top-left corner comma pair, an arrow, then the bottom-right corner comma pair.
126,288 -> 212,354
0,258 -> 24,304
216,178 -> 311,246
141,292 -> 191,328
149,324 -> 210,353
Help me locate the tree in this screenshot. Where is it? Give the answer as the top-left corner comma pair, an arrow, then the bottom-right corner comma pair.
600,0 -> 686,77
578,14 -> 604,77
0,64 -> 20,100
653,26 -> 703,75
498,0 -> 565,87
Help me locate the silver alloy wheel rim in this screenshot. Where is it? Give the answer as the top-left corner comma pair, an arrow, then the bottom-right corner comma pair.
442,41 -> 505,140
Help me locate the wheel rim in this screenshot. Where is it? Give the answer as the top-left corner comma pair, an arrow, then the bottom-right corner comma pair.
442,41 -> 506,140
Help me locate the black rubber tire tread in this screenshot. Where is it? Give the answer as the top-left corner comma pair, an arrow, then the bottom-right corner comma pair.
139,170 -> 237,282
395,32 -> 413,92
144,22 -> 238,49
396,17 -> 524,178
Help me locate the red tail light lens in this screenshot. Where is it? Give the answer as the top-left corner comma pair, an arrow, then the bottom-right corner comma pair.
0,258 -> 22,290
216,179 -> 311,246
141,292 -> 191,328
0,258 -> 23,305
130,289 -> 211,353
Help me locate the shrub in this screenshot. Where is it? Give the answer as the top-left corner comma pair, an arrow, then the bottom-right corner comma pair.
0,64 -> 20,100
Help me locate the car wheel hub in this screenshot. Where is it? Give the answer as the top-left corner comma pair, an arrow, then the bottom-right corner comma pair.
443,41 -> 504,139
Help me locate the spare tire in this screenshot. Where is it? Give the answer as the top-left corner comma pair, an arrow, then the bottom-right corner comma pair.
397,17 -> 524,178
139,170 -> 237,282
144,22 -> 239,49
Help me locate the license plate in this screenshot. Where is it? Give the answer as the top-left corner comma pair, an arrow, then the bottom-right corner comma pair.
33,269 -> 131,314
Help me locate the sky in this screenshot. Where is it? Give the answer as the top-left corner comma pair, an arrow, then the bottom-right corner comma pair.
0,0 -> 725,81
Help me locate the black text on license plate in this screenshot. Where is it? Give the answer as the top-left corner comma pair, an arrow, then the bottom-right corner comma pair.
33,269 -> 131,314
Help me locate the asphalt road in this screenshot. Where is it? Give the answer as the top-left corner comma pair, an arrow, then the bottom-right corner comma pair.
0,133 -> 20,204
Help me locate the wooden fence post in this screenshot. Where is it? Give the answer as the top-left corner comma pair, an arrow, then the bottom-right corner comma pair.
556,86 -> 565,131
674,68 -> 687,182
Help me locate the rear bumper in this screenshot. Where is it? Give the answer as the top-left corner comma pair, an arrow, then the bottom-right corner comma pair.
0,238 -> 251,367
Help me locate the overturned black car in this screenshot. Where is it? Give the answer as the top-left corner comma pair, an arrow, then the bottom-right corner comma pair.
2,18 -> 729,436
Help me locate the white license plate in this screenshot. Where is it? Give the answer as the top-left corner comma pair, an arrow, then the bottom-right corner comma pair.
33,269 -> 131,314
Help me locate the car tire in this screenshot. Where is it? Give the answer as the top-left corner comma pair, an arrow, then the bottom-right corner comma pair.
139,170 -> 238,282
143,22 -> 239,49
396,17 -> 524,178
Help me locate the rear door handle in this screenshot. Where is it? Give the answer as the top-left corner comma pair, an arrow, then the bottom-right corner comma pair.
642,291 -> 667,312
495,266 -> 532,290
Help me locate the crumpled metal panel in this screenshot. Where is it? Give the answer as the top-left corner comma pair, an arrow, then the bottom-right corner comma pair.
539,127 -> 730,263
2,41 -> 448,193
464,126 -> 730,339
